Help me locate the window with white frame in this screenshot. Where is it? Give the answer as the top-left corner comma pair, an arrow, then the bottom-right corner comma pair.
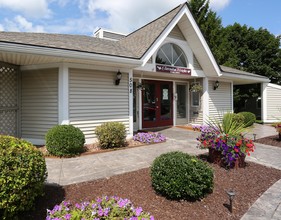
156,43 -> 187,67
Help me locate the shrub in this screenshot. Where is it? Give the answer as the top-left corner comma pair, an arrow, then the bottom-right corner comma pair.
238,112 -> 256,127
0,135 -> 47,219
206,112 -> 246,136
46,125 -> 85,157
133,132 -> 166,144
224,113 -> 245,125
46,196 -> 154,220
95,122 -> 126,149
151,151 -> 214,200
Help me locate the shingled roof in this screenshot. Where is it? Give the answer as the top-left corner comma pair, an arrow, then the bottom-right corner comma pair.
220,65 -> 269,79
0,4 -> 183,60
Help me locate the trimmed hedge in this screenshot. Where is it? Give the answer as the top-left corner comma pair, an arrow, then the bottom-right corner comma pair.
46,125 -> 85,157
95,122 -> 126,149
0,135 -> 47,219
151,151 -> 214,200
238,112 -> 256,127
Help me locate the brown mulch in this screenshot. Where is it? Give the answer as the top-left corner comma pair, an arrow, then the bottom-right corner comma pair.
21,161 -> 281,220
254,135 -> 281,148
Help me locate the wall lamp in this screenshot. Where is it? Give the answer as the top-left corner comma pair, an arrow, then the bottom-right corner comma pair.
115,70 -> 122,85
213,80 -> 220,90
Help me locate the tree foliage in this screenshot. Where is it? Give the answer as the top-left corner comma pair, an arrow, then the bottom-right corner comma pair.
187,0 -> 281,85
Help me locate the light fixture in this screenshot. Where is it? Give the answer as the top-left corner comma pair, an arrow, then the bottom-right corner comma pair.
137,82 -> 144,90
214,80 -> 220,90
226,190 -> 236,213
115,70 -> 122,85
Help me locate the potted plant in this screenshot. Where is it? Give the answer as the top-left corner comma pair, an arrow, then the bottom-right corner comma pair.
196,126 -> 255,168
190,83 -> 203,92
196,113 -> 254,168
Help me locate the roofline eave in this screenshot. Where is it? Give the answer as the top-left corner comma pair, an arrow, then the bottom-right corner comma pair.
222,72 -> 270,83
0,42 -> 143,67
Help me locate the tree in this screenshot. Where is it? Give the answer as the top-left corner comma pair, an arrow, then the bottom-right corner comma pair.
221,23 -> 281,85
187,0 -> 228,63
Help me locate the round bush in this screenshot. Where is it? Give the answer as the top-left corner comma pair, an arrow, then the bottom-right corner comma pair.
0,135 -> 47,218
151,151 -> 214,200
238,112 -> 256,127
95,122 -> 126,149
46,125 -> 85,157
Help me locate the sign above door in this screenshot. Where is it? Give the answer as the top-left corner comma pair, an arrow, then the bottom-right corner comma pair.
156,64 -> 191,75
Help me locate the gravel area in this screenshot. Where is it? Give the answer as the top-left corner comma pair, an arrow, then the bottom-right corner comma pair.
255,135 -> 281,148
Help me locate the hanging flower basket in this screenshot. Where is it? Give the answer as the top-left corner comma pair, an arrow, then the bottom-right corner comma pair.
190,83 -> 203,92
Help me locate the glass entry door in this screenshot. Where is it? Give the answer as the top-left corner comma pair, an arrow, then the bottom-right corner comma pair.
142,80 -> 173,128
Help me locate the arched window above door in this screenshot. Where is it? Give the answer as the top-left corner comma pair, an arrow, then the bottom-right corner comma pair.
156,43 -> 187,67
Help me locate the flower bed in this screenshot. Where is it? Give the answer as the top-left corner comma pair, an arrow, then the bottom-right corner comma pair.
46,196 -> 154,220
133,132 -> 166,144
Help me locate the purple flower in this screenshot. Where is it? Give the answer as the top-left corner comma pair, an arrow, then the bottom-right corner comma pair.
135,207 -> 143,216
64,214 -> 71,220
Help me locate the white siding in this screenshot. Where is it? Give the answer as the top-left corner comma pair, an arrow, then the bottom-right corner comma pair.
209,81 -> 232,119
21,68 -> 58,139
168,25 -> 186,41
69,69 -> 129,140
266,84 -> 281,121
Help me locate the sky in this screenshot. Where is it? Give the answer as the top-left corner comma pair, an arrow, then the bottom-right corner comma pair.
0,0 -> 280,37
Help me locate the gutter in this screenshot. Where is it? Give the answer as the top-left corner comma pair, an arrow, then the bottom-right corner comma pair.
0,42 -> 142,67
222,71 -> 270,83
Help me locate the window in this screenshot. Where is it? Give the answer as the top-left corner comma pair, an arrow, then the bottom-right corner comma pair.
191,91 -> 200,107
156,43 -> 187,67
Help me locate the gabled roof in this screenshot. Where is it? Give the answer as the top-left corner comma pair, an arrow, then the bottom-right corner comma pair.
118,4 -> 184,58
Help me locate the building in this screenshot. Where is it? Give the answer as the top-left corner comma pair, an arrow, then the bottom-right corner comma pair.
0,3 -> 279,144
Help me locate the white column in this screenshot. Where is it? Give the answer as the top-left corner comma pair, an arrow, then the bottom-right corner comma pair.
173,81 -> 176,126
261,83 -> 268,122
202,78 -> 209,124
58,64 -> 69,125
128,70 -> 134,136
138,78 -> 142,130
231,81 -> 234,113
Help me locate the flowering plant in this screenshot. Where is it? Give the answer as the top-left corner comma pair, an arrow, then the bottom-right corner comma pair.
195,125 -> 255,167
133,132 -> 166,144
46,196 -> 154,220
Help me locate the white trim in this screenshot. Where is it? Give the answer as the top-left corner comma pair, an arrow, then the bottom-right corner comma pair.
58,63 -> 69,125
0,42 -> 142,66
138,78 -> 142,130
128,70 -> 134,136
222,72 -> 270,83
141,5 -> 221,77
261,83 -> 268,122
231,81 -> 234,112
202,78 -> 209,123
20,62 -> 132,73
173,81 -> 176,126
268,83 -> 281,89
183,7 -> 221,77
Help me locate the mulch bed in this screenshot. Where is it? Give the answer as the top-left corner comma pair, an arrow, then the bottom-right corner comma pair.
255,135 -> 281,148
21,161 -> 281,220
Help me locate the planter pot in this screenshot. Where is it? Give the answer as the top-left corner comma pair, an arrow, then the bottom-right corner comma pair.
208,148 -> 223,166
208,148 -> 246,168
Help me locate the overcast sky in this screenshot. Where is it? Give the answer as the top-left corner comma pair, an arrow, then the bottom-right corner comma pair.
0,0 -> 280,37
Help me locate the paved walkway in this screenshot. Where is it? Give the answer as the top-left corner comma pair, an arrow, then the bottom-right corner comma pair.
46,124 -> 281,220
